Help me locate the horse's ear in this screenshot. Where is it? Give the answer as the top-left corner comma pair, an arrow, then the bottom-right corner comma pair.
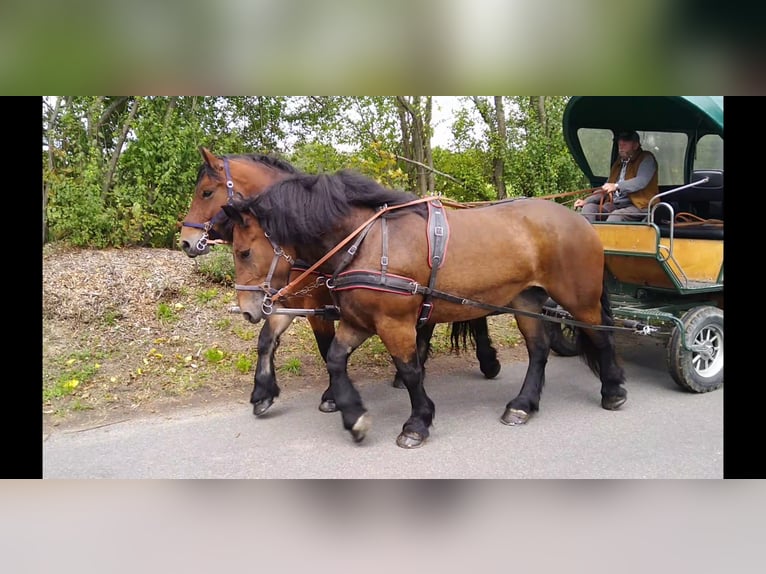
199,146 -> 220,169
221,203 -> 243,226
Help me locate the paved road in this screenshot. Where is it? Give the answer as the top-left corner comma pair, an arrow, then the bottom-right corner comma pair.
43,336 -> 723,478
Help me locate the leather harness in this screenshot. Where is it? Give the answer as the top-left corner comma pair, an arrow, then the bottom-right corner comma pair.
328,199 -> 449,327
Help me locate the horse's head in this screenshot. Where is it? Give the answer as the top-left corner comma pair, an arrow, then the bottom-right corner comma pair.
179,147 -> 297,257
222,198 -> 298,325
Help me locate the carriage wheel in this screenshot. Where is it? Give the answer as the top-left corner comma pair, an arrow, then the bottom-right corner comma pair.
667,306 -> 723,393
546,320 -> 578,357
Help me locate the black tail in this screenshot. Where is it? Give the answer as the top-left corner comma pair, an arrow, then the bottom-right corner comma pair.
449,321 -> 474,352
575,272 -> 614,378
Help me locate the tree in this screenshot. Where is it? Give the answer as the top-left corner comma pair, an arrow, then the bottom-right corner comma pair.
395,96 -> 434,195
469,96 -> 509,199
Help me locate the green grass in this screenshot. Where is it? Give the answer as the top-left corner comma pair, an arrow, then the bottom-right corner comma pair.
195,245 -> 234,285
279,357 -> 302,375
156,302 -> 178,323
196,288 -> 219,304
203,348 -> 225,363
235,354 -> 253,374
101,309 -> 122,326
43,353 -> 103,402
232,324 -> 256,341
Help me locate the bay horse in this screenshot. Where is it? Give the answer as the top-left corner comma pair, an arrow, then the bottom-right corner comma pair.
179,147 -> 500,416
221,170 -> 627,448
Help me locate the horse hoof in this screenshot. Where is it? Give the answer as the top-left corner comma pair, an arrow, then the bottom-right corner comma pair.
500,408 -> 530,426
392,378 -> 406,389
481,361 -> 501,379
252,397 -> 274,416
318,399 -> 337,413
396,431 -> 425,449
601,395 -> 627,410
350,413 -> 372,443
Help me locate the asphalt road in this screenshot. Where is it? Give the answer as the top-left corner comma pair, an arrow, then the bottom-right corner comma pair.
43,335 -> 723,478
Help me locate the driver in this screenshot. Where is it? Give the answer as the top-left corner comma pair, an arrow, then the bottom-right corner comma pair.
574,130 -> 659,222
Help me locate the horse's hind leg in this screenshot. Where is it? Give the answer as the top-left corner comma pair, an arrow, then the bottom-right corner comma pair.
501,289 -> 550,425
307,315 -> 338,413
470,317 -> 501,378
557,287 -> 627,410
578,325 -> 627,410
251,314 -> 294,416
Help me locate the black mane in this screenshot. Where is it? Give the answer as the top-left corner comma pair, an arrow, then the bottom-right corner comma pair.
242,170 -> 427,246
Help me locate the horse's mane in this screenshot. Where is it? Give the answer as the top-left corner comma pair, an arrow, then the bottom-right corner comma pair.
196,152 -> 300,185
243,170 -> 427,246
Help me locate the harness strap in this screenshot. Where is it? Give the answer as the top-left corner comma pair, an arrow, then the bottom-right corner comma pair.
418,200 -> 449,327
380,217 -> 389,284
330,271 -> 626,332
331,218 -> 378,281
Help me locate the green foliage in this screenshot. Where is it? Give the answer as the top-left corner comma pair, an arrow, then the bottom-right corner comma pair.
279,357 -> 302,375
43,96 -> 591,249
156,302 -> 178,323
194,245 -> 234,286
44,353 -> 102,401
195,288 -> 218,304
235,354 -> 253,374
433,147 -> 495,202
203,348 -> 225,363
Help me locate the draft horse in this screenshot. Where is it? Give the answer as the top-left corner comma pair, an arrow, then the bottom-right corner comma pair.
179,147 -> 500,416
222,170 -> 627,448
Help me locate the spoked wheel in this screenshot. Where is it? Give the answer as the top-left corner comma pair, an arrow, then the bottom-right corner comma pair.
667,306 -> 723,393
546,320 -> 578,357
543,299 -> 578,357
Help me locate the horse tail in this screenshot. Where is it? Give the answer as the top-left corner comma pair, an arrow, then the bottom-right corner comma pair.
575,271 -> 614,378
450,321 -> 474,353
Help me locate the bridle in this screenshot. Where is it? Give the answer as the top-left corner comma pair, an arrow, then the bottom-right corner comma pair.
234,232 -> 295,316
182,157 -> 237,252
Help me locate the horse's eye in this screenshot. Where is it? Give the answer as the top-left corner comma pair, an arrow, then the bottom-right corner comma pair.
240,249 -> 251,259
202,190 -> 213,198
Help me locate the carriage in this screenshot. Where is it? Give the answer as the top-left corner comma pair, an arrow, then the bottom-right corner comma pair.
544,96 -> 723,393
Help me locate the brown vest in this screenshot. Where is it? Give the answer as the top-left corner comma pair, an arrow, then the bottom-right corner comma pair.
608,148 -> 659,209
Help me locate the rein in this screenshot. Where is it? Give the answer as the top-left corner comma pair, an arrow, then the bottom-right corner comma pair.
182,157 -> 237,251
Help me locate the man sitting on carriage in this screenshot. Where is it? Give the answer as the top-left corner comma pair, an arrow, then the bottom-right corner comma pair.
574,130 -> 659,222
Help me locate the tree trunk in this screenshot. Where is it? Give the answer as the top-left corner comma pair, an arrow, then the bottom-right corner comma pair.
531,96 -> 548,135
43,96 -> 63,244
102,98 -> 140,200
471,96 -> 508,199
396,96 -> 434,195
493,96 -> 507,199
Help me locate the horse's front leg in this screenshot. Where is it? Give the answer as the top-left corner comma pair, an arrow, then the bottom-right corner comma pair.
325,322 -> 373,443
501,289 -> 551,425
251,314 -> 295,416
501,313 -> 549,425
377,320 -> 436,449
306,315 -> 338,413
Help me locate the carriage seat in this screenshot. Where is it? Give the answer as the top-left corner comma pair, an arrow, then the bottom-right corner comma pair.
653,169 -> 723,239
672,169 -> 723,220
